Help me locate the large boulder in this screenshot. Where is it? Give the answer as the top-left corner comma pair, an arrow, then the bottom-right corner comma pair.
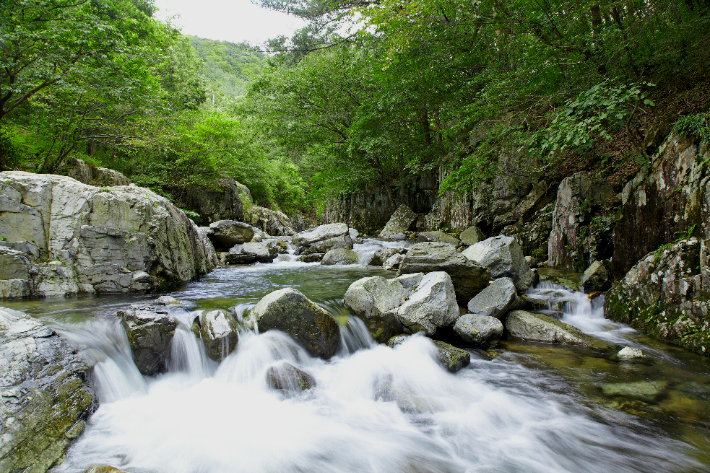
581,259 -> 613,293
462,236 -> 533,292
199,309 -> 239,361
605,238 -> 710,355
503,310 -> 614,350
118,304 -> 178,375
466,277 -> 519,319
321,247 -> 359,265
379,204 -> 417,240
245,205 -> 296,237
344,272 -> 459,340
416,231 -> 459,245
454,314 -> 504,349
266,363 -> 316,392
459,226 -> 485,246
293,223 -> 353,255
223,242 -> 276,264
397,242 -> 490,302
252,288 -> 340,359
0,308 -> 94,472
0,172 -> 218,299
208,220 -> 254,250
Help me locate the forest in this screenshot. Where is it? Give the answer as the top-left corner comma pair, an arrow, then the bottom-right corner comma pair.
1,0 -> 710,221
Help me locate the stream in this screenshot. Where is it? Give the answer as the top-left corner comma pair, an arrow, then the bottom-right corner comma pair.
4,239 -> 710,473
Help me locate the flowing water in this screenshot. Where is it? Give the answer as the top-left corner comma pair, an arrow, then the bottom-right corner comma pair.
4,239 -> 710,472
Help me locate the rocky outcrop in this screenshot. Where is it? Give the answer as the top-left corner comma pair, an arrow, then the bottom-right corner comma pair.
612,134 -> 710,275
0,308 -> 94,472
581,259 -> 613,293
245,205 -> 296,237
503,310 -> 614,350
252,288 -> 340,359
454,314 -> 504,349
0,172 -> 217,299
466,277 -> 519,319
293,223 -> 353,255
223,242 -> 276,264
547,172 -> 616,271
266,363 -> 316,392
500,201 -> 555,263
208,220 -> 254,250
462,236 -> 533,292
199,309 -> 239,361
397,242 -> 490,302
321,248 -> 359,265
605,238 -> 710,355
118,304 -> 178,375
65,157 -> 130,187
379,204 -> 417,240
344,272 -> 459,340
168,177 -> 245,224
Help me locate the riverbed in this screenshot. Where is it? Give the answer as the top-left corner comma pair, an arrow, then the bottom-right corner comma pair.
3,239 -> 710,473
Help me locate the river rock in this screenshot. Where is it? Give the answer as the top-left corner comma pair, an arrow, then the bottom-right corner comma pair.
383,253 -> 404,271
416,231 -> 459,245
245,205 -> 296,237
466,277 -> 519,319
199,309 -> 239,361
208,220 -> 254,250
582,259 -> 613,293
379,204 -> 417,240
460,226 -> 485,246
83,465 -> 128,473
387,335 -> 470,373
454,314 -> 504,349
266,239 -> 288,255
118,304 -> 178,375
617,346 -> 647,361
0,172 -> 217,299
321,248 -> 359,265
266,363 -> 316,392
367,247 -> 401,267
224,242 -> 276,264
462,236 -> 533,292
293,223 -> 353,255
298,253 -> 324,263
344,272 -> 459,340
0,308 -> 94,472
397,242 -> 490,302
503,310 -> 614,350
601,380 -> 668,402
605,238 -> 710,355
252,288 -> 340,359
251,227 -> 269,242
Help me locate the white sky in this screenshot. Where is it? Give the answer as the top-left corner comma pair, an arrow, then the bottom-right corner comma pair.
153,0 -> 307,45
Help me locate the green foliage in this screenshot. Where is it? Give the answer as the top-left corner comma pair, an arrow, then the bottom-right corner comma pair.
672,113 -> 710,144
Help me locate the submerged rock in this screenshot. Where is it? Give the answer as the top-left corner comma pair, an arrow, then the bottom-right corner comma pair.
503,310 -> 614,350
466,277 -> 519,319
321,248 -> 359,265
397,242 -> 490,302
224,242 -> 276,264
208,220 -> 254,250
266,363 -> 316,392
387,335 -> 471,373
459,226 -> 485,246
601,381 -> 668,402
199,309 -> 239,361
118,304 -> 178,375
0,308 -> 94,472
462,236 -> 533,292
379,204 -> 417,240
454,314 -> 504,349
582,259 -> 613,293
252,288 -> 340,359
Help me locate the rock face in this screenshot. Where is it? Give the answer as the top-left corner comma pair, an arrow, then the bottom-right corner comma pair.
199,309 -> 239,361
0,172 -> 218,299
344,272 -> 459,340
266,363 -> 316,392
224,242 -> 276,264
466,277 -> 519,319
169,177 -> 245,224
547,172 -> 616,271
605,238 -> 710,355
416,231 -> 459,245
252,288 -> 340,359
118,304 -> 178,375
208,220 -> 254,250
463,236 -> 533,292
293,223 -> 353,256
581,259 -> 613,293
612,134 -> 710,275
397,242 -> 490,302
503,310 -> 614,350
379,205 -> 417,240
321,248 -> 359,265
459,226 -> 485,246
454,314 -> 504,349
367,248 -> 402,267
0,308 -> 94,472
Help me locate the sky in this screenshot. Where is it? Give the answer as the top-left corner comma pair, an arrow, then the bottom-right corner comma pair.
153,0 -> 307,45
